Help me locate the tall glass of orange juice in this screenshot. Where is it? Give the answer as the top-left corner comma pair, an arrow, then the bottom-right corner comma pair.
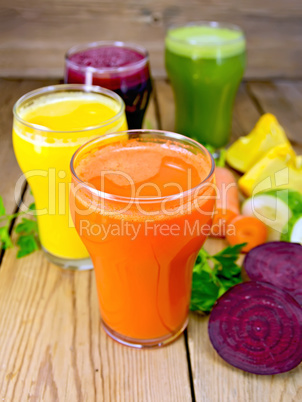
70,130 -> 215,347
13,84 -> 127,270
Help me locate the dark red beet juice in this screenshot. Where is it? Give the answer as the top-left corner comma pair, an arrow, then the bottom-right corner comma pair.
65,42 -> 152,129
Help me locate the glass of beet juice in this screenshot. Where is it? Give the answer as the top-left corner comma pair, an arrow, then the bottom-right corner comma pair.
65,41 -> 153,129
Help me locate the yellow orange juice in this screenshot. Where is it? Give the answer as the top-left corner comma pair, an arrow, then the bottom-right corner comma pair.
13,85 -> 127,269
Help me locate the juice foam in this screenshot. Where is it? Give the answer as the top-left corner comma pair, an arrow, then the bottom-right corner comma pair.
69,46 -> 144,69
166,25 -> 245,59
76,140 -> 209,198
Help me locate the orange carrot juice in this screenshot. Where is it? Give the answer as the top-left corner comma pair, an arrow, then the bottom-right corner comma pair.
70,130 -> 215,347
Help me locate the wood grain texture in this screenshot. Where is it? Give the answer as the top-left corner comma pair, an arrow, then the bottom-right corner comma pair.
0,92 -> 192,402
0,79 -> 58,213
1,1 -> 302,79
0,245 -> 192,402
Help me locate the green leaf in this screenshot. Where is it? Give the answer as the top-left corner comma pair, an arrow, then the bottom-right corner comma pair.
190,243 -> 244,313
28,203 -> 36,212
204,144 -> 216,155
0,226 -> 13,249
0,196 -> 6,216
15,218 -> 38,235
204,146 -> 227,168
212,243 -> 246,278
194,249 -> 211,273
213,243 -> 247,259
16,234 -> 39,258
218,263 -> 242,279
216,149 -> 226,168
190,270 -> 220,312
0,192 -> 40,258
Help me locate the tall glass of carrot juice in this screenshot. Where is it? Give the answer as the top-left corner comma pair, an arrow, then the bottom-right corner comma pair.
13,84 -> 127,270
70,130 -> 215,347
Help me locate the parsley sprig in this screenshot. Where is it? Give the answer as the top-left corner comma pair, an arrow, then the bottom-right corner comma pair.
190,243 -> 246,313
0,195 -> 39,258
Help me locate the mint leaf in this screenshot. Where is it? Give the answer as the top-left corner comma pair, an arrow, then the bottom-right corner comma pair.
16,234 -> 39,258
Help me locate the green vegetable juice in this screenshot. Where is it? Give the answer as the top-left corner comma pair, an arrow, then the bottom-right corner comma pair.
165,23 -> 246,148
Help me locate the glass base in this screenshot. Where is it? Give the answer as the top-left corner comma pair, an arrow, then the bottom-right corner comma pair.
42,247 -> 93,271
101,317 -> 188,348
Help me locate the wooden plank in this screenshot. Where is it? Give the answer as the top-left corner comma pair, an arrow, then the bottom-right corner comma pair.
0,95 -> 192,401
1,1 -> 302,79
0,79 -> 58,214
247,81 -> 302,151
0,239 -> 192,401
156,80 -> 261,142
231,84 -> 261,141
0,251 -> 192,400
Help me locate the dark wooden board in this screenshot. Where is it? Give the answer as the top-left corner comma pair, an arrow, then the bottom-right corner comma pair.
1,1 -> 302,79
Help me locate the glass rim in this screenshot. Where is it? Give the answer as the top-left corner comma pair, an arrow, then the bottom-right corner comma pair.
13,84 -> 125,134
166,21 -> 245,46
65,41 -> 150,75
70,129 -> 215,204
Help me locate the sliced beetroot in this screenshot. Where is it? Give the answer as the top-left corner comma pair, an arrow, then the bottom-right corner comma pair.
244,242 -> 302,306
208,281 -> 302,375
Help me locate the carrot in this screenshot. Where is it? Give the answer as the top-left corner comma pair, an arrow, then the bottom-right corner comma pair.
226,215 -> 268,253
211,167 -> 240,237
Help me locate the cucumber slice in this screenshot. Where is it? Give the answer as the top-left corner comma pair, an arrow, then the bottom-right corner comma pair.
270,189 -> 302,215
242,193 -> 293,241
281,214 -> 302,244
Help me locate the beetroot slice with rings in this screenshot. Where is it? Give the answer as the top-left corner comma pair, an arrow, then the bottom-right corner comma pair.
208,282 -> 302,375
244,242 -> 302,306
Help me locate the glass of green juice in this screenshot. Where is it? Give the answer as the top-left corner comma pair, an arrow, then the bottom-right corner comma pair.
165,21 -> 246,148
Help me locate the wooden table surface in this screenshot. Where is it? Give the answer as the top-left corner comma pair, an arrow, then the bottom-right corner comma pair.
0,78 -> 302,402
